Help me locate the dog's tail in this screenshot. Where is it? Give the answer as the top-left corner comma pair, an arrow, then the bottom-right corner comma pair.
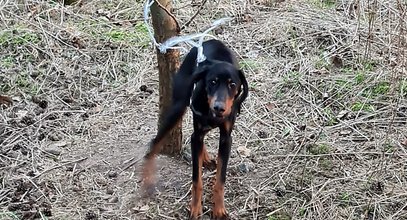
141,47 -> 209,195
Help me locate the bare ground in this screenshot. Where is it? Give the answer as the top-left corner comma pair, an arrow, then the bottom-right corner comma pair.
1,0 -> 407,219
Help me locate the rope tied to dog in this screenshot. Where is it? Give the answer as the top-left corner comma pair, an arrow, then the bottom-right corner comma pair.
143,0 -> 232,64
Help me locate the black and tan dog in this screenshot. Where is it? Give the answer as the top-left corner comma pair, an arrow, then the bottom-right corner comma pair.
142,39 -> 248,219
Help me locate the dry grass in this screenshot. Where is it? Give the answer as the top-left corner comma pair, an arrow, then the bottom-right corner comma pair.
1,0 -> 407,219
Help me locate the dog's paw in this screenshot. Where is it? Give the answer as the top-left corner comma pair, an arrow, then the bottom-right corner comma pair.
189,202 -> 203,220
212,207 -> 229,220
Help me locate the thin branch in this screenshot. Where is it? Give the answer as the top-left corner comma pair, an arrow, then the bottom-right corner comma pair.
181,0 -> 208,30
120,157 -> 143,173
32,157 -> 88,179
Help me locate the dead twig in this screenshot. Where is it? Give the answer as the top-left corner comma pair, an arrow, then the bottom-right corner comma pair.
181,0 -> 208,30
32,157 -> 88,179
120,157 -> 143,173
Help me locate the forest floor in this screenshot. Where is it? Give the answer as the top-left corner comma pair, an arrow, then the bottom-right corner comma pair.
1,0 -> 407,219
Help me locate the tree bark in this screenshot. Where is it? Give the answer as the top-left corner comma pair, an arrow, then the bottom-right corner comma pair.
151,0 -> 182,155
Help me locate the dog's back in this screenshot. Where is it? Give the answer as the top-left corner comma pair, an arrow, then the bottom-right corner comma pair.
179,40 -> 237,75
201,39 -> 237,66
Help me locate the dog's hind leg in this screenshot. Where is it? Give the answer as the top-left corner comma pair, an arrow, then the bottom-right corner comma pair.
202,145 -> 216,171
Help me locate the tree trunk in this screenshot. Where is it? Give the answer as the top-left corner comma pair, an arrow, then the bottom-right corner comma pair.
151,0 -> 182,155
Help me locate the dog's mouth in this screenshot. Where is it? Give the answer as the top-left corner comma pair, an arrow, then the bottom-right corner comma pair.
211,110 -> 226,119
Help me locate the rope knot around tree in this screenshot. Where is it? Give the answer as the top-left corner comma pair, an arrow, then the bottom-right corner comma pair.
143,0 -> 232,65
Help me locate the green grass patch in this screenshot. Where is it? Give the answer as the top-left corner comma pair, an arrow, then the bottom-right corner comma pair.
319,158 -> 333,170
16,74 -> 30,88
104,24 -> 150,45
354,71 -> 366,84
298,207 -> 306,217
341,60 -> 374,85
372,81 -> 390,95
361,81 -> 391,98
0,56 -> 15,68
315,56 -> 329,69
268,211 -> 291,220
274,85 -> 285,99
105,23 -> 149,45
0,83 -> 11,93
0,211 -> 20,220
14,73 -> 41,95
328,78 -> 352,100
310,0 -> 336,9
339,192 -> 351,206
249,81 -> 259,90
239,59 -> 260,70
135,22 -> 149,35
351,101 -> 374,112
0,29 -> 40,47
308,143 -> 330,155
106,30 -> 129,41
78,20 -> 150,47
335,79 -> 352,90
283,71 -> 301,86
240,59 -> 262,72
399,80 -> 407,97
384,143 -> 395,153
323,107 -> 337,126
362,60 -> 375,72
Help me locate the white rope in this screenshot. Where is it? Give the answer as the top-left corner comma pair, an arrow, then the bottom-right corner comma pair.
143,0 -> 159,47
143,0 -> 231,64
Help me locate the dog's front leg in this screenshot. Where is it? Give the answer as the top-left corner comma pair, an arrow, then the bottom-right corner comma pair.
212,123 -> 232,219
190,129 -> 205,219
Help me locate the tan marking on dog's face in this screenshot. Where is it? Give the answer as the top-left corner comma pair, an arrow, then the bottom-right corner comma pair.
224,96 -> 234,116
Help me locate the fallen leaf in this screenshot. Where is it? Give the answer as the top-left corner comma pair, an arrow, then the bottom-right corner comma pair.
237,146 -> 251,157
336,110 -> 349,120
266,102 -> 276,111
339,129 -> 352,136
48,141 -> 69,148
133,204 -> 149,213
88,105 -> 103,114
331,54 -> 343,68
44,148 -> 61,156
0,95 -> 13,106
16,110 -> 29,120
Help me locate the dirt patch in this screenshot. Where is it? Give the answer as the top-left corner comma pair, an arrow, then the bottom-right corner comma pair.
1,0 -> 407,219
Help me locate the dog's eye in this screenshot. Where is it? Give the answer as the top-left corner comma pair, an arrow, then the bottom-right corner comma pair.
211,80 -> 217,85
229,82 -> 236,88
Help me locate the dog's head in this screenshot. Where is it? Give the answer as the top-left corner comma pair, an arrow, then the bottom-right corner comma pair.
193,61 -> 248,119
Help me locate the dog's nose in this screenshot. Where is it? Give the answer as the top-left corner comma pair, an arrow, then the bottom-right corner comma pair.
213,102 -> 226,114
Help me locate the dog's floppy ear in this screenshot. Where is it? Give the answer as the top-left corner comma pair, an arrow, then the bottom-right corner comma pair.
234,70 -> 249,114
191,59 -> 214,82
172,61 -> 210,107
191,64 -> 208,83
